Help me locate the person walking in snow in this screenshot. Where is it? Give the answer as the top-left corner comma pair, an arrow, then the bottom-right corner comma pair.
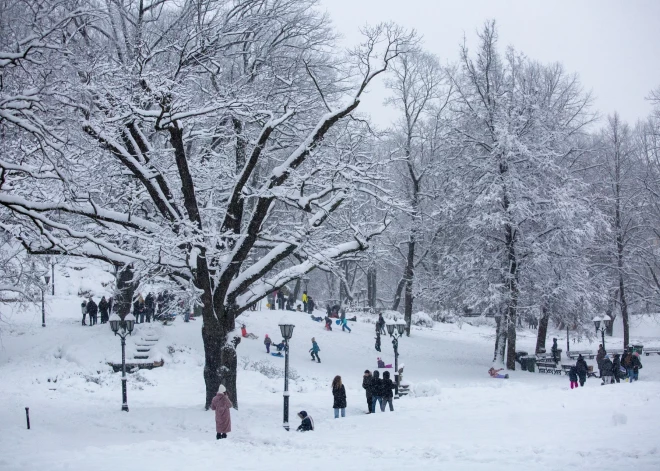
332,375 -> 347,418
630,352 -> 642,382
302,291 -> 309,313
576,354 -> 589,387
276,289 -> 285,310
307,296 -> 315,314
144,293 -> 155,323
362,370 -> 373,414
381,371 -> 395,411
310,338 -> 321,363
600,355 -> 615,385
370,370 -> 384,413
81,301 -> 88,326
340,315 -> 352,333
99,296 -> 109,324
211,384 -> 232,440
569,366 -> 579,389
596,344 -> 606,377
621,348 -> 633,380
376,313 -> 386,335
87,297 -> 98,326
551,338 -> 559,364
324,316 -> 333,331
264,334 -> 272,353
612,353 -> 623,383
297,410 -> 314,431
133,294 -> 145,324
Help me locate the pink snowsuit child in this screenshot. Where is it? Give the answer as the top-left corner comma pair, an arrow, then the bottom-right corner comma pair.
211,385 -> 232,439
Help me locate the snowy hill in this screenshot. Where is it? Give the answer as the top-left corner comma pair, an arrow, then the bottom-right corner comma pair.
1,269 -> 660,471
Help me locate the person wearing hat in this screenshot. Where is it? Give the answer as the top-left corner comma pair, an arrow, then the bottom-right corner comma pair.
575,354 -> 589,386
362,370 -> 373,413
297,410 -> 314,431
211,385 -> 232,439
264,334 -> 272,354
600,354 -> 615,385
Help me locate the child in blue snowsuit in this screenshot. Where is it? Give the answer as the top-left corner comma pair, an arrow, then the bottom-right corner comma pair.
310,338 -> 321,363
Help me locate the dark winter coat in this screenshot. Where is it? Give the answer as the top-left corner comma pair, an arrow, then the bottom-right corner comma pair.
362,375 -> 373,397
333,384 -> 347,409
631,355 -> 642,372
370,376 -> 384,397
133,299 -> 143,315
87,300 -> 98,316
297,411 -> 314,432
621,352 -> 633,368
308,299 -> 315,312
576,358 -> 588,378
98,298 -> 109,315
145,294 -> 155,313
382,378 -> 394,399
211,393 -> 232,433
568,366 -> 578,382
601,358 -> 614,377
612,356 -> 622,378
596,348 -> 606,368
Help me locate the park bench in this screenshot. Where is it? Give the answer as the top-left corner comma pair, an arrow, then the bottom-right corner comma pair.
644,347 -> 660,356
537,360 -> 561,374
567,350 -> 595,360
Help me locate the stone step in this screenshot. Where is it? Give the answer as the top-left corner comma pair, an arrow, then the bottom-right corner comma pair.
134,355 -> 149,359
136,349 -> 150,352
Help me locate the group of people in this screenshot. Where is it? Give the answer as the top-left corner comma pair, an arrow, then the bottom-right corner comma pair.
80,296 -> 112,326
595,345 -> 643,385
267,289 -> 316,314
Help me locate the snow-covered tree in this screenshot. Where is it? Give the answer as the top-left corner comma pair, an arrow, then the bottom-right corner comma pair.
0,0 -> 414,407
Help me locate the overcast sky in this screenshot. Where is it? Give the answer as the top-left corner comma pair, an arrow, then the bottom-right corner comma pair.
321,0 -> 660,128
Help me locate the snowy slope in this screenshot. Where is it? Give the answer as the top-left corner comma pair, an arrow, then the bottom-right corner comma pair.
1,273 -> 660,471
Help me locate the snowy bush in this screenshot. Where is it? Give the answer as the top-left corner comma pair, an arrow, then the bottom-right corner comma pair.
409,380 -> 442,398
239,358 -> 299,381
411,311 -> 434,328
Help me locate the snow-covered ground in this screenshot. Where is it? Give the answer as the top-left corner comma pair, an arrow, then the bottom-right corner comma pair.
1,269 -> 660,470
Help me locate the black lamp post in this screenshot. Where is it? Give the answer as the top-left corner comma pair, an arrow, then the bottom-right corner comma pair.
279,322 -> 295,430
592,315 -> 611,351
109,313 -> 135,412
386,320 -> 406,399
41,275 -> 50,327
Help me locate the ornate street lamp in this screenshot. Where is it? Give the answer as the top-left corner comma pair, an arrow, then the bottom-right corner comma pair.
41,275 -> 51,327
109,312 -> 135,411
386,320 -> 406,399
592,315 -> 611,350
302,276 -> 310,292
279,322 -> 295,430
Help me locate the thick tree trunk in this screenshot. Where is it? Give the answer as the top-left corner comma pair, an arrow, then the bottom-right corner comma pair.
497,313 -> 507,363
536,306 -> 550,354
504,221 -> 519,370
618,274 -> 629,347
113,263 -> 137,319
493,315 -> 501,362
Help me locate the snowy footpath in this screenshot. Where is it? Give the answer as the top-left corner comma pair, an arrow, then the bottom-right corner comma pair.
1,295 -> 660,471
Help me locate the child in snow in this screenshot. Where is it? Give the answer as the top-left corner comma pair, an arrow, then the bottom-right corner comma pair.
311,315 -> 323,322
324,316 -> 333,331
211,385 -> 232,440
340,317 -> 351,333
332,375 -> 347,418
241,324 -> 258,339
569,366 -> 579,389
600,355 -> 615,385
310,338 -> 321,363
377,358 -> 392,368
264,334 -> 272,353
81,301 -> 88,326
488,367 -> 509,379
297,410 -> 314,431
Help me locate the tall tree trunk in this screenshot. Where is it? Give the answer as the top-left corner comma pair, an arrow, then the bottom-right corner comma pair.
391,277 -> 405,311
504,222 -> 519,370
535,305 -> 550,354
493,315 -> 501,362
113,263 -> 137,319
292,278 -> 302,302
403,235 -> 415,336
497,311 -> 507,364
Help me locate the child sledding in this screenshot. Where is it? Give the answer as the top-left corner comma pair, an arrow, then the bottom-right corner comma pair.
377,357 -> 392,369
241,324 -> 258,339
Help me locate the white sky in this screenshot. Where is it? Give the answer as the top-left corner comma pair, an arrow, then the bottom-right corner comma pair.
321,0 -> 660,128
